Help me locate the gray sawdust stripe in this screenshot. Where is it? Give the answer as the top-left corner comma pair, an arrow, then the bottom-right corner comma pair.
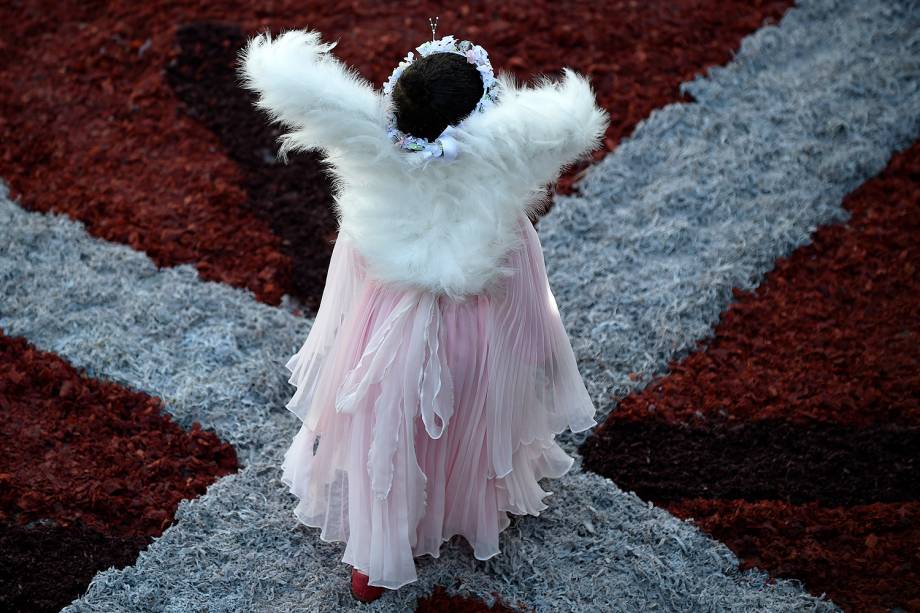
0,0 -> 914,609
0,185 -> 307,465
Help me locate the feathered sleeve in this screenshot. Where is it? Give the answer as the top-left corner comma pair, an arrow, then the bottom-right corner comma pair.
461,68 -> 609,190
237,28 -> 392,165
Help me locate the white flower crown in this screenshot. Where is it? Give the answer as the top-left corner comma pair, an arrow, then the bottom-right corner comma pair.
382,35 -> 501,160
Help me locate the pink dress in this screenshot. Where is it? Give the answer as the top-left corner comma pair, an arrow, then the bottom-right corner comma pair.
280,210 -> 598,589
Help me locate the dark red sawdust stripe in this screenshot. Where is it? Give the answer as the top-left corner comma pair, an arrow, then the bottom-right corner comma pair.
667,500 -> 920,612
166,22 -> 337,313
0,1 -> 791,309
581,419 -> 920,505
0,522 -> 151,613
0,333 -> 238,537
580,142 -> 920,610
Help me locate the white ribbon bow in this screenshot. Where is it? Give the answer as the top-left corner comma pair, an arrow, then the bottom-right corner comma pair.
416,125 -> 459,162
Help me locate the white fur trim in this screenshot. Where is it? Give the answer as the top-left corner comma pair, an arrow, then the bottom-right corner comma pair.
239,30 -> 610,298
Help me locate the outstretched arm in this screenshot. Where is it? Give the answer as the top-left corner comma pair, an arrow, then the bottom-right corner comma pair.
460,68 -> 609,190
237,28 -> 392,164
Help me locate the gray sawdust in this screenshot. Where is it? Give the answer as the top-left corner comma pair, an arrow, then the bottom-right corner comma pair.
0,0 -> 917,610
0,190 -> 307,465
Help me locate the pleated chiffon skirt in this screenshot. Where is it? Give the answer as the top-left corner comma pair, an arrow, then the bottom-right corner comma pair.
281,211 -> 597,589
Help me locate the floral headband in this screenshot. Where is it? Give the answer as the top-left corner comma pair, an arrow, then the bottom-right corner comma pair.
382,35 -> 502,160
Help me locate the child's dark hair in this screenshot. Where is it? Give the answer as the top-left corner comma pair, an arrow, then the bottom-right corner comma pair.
392,53 -> 485,141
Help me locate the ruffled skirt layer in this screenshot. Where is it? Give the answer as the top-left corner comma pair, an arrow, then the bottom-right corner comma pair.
280,211 -> 597,589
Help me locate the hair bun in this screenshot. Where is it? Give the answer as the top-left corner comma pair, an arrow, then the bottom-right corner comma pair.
397,68 -> 432,107
392,52 -> 484,142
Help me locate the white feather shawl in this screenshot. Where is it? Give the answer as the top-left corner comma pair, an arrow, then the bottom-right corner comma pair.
238,29 -> 609,299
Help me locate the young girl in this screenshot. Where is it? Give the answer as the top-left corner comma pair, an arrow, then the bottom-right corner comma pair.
239,25 -> 608,603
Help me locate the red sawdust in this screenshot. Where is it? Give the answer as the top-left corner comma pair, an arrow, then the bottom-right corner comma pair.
668,499 -> 920,612
0,0 -> 791,308
0,3 -> 290,304
581,141 -> 920,610
0,333 -> 239,537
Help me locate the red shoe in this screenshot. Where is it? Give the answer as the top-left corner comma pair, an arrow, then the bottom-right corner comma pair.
351,568 -> 386,602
